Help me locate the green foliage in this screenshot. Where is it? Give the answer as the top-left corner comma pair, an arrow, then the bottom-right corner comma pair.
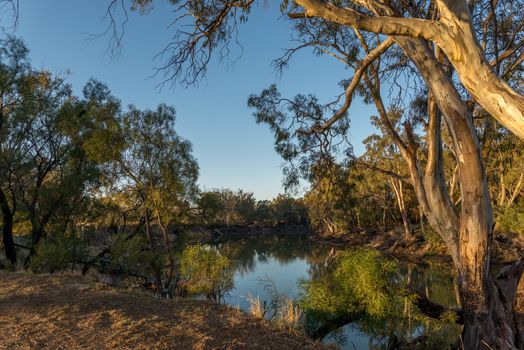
253,200 -> 272,223
109,235 -> 160,272
422,224 -> 446,253
300,249 -> 407,320
249,85 -> 351,190
496,199 -> 524,235
196,189 -> 306,226
0,35 -> 200,271
121,104 -> 199,225
271,194 -> 306,225
0,37 -> 126,265
303,161 -> 354,235
179,244 -> 234,300
298,249 -> 423,341
30,233 -> 87,273
198,191 -> 225,224
298,249 -> 461,345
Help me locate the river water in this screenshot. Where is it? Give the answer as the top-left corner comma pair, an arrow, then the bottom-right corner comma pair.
210,235 -> 461,349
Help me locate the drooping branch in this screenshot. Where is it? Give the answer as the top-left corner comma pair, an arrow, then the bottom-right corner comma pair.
309,288 -> 463,341
309,313 -> 357,340
311,37 -> 394,133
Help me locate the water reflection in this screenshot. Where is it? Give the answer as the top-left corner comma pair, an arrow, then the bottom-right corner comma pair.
209,235 -> 461,349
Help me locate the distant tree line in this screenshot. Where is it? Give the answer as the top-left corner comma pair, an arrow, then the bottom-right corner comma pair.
197,189 -> 307,227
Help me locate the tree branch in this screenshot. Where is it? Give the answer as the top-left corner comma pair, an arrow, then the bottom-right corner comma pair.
311,37 -> 395,133
353,157 -> 410,183
293,0 -> 441,40
410,287 -> 464,324
81,217 -> 145,275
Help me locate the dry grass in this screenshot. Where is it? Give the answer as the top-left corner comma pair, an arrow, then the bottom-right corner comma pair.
246,293 -> 266,320
276,299 -> 301,333
246,294 -> 302,334
0,272 -> 332,350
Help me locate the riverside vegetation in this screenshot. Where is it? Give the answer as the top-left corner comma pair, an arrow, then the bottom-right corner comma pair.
1,0 -> 524,349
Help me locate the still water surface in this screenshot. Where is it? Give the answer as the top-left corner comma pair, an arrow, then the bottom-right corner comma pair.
210,235 -> 461,349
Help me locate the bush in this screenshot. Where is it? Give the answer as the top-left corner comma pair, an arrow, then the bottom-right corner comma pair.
109,234 -> 160,273
179,244 -> 233,301
298,249 -> 415,339
30,232 -> 87,273
496,199 -> 524,235
298,248 -> 460,345
300,249 -> 404,318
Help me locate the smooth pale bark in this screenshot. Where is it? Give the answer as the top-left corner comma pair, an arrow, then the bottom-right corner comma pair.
365,71 -> 461,265
421,93 -> 461,264
434,0 -> 524,140
363,31 -> 519,348
390,178 -> 412,238
294,0 -> 524,140
356,0 -> 521,344
397,37 -> 518,350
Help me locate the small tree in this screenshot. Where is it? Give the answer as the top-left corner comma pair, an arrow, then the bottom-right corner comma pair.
179,244 -> 234,301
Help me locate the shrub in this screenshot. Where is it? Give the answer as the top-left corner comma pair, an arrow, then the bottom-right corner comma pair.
301,249 -> 405,317
496,199 -> 524,235
30,232 -> 87,273
109,234 -> 160,273
298,249 -> 413,338
179,244 -> 234,301
298,248 -> 460,345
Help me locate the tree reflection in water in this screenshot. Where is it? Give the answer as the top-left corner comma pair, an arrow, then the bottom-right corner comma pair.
208,235 -> 461,349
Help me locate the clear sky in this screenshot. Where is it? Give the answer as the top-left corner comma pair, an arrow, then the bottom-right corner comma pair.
0,1 -> 376,200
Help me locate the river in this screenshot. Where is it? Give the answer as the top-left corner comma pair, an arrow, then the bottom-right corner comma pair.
210,234 -> 462,349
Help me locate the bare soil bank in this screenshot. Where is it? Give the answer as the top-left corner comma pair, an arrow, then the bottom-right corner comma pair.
0,273 -> 329,350
310,227 -> 524,264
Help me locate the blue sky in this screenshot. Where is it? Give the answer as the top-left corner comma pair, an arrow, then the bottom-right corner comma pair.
1,1 -> 376,200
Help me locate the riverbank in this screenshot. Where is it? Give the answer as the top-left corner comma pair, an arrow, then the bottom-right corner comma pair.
175,223 -> 311,242
309,227 -> 524,264
175,222 -> 523,264
0,272 -> 329,350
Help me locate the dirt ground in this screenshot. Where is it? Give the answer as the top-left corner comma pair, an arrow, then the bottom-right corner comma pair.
0,273 -> 329,350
